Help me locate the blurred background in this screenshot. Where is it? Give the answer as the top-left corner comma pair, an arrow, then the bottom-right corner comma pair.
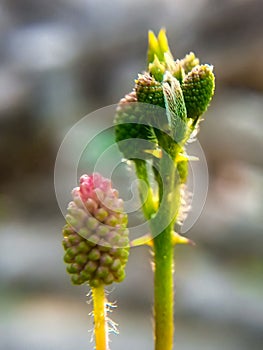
0,0 -> 263,349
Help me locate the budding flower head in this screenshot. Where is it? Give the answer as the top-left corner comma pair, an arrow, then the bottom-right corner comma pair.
62,173 -> 129,287
114,91 -> 158,160
182,64 -> 215,119
180,52 -> 200,75
147,28 -> 172,66
147,29 -> 175,82
115,29 -> 215,161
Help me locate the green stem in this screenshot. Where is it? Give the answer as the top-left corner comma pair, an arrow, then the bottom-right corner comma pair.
134,146 -> 181,350
134,159 -> 156,220
153,222 -> 174,350
151,151 -> 180,350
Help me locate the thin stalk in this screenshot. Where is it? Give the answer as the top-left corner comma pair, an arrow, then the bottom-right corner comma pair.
134,146 -> 181,350
151,151 -> 180,350
152,222 -> 174,350
92,286 -> 108,350
134,159 -> 156,220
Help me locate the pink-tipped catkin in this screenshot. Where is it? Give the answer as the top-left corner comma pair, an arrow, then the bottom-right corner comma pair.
62,173 -> 129,287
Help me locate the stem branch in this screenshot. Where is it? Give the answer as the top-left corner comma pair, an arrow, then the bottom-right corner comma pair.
134,159 -> 156,220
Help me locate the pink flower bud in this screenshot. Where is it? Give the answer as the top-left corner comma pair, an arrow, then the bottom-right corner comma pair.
62,173 -> 129,287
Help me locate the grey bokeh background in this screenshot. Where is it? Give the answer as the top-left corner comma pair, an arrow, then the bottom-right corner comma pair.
0,0 -> 263,349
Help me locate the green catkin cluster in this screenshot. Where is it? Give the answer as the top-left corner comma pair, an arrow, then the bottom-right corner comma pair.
135,73 -> 165,108
62,173 -> 129,287
114,91 -> 157,160
115,40 -> 215,163
112,29 -> 215,350
182,64 -> 215,119
114,29 -> 215,202
135,73 -> 170,142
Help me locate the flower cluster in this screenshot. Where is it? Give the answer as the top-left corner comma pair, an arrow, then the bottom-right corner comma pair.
114,29 -> 215,161
62,173 -> 129,287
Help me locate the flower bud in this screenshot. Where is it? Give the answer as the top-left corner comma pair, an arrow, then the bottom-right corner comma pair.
114,91 -> 157,160
147,29 -> 171,66
182,64 -> 215,119
135,73 -> 165,108
62,173 -> 129,287
180,52 -> 200,75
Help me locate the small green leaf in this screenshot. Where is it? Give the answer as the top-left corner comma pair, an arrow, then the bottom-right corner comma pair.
162,73 -> 187,143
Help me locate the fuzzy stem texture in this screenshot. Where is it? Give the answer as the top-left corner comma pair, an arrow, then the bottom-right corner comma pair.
151,151 -> 180,350
92,286 -> 108,350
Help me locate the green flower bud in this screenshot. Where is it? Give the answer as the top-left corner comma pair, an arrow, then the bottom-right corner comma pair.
147,29 -> 175,81
85,261 -> 98,273
180,52 -> 200,75
135,73 -> 165,108
111,259 -> 122,271
104,273 -> 114,285
114,91 -> 157,160
88,248 -> 101,261
147,29 -> 172,65
100,253 -> 113,266
148,55 -> 166,82
97,266 -> 109,279
182,64 -> 215,119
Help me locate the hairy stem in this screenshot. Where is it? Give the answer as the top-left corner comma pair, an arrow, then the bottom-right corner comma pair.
135,147 -> 180,350
92,286 -> 108,350
151,151 -> 180,350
